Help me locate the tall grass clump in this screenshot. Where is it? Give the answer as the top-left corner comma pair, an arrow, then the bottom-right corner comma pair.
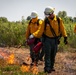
0,22 -> 28,47
58,22 -> 76,52
65,22 -> 76,48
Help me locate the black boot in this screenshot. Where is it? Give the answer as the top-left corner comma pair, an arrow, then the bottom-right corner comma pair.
44,67 -> 52,73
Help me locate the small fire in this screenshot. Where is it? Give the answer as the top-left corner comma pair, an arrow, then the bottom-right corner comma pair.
31,65 -> 39,75
21,64 -> 39,74
7,53 -> 15,64
20,61 -> 39,74
20,65 -> 30,72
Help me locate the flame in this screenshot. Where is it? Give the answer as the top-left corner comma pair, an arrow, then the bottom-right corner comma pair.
20,65 -> 30,72
20,65 -> 39,74
20,62 -> 39,74
7,54 -> 15,64
31,65 -> 39,75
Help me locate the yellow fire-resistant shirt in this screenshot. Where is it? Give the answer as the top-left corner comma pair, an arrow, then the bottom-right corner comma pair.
43,15 -> 67,37
74,25 -> 76,33
25,17 -> 44,39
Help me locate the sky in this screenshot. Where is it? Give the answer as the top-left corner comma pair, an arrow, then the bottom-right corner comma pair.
0,0 -> 76,21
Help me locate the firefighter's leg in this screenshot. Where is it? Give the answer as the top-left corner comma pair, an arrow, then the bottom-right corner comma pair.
50,39 -> 58,70
34,53 -> 39,66
39,37 -> 45,61
39,48 -> 44,61
44,37 -> 52,72
29,44 -> 35,63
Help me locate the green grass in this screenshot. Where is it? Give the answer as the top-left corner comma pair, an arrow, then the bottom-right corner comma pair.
0,65 -> 47,75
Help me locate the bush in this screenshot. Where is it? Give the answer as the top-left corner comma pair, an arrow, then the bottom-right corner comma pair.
0,22 -> 28,47
0,20 -> 76,49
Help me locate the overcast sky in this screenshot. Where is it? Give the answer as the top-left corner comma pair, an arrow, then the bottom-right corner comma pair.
0,0 -> 76,21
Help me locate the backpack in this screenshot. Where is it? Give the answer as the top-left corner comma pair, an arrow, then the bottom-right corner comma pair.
29,19 -> 40,26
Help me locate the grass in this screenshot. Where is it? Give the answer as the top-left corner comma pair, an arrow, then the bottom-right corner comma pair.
0,64 -> 46,75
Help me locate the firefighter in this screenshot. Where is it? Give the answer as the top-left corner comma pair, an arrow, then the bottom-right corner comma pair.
74,24 -> 76,33
42,6 -> 68,73
25,11 -> 44,66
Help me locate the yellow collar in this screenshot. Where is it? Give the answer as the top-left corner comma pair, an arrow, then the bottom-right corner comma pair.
53,15 -> 57,21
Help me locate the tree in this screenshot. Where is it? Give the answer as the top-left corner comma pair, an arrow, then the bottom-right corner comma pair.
73,17 -> 76,22
68,16 -> 73,22
0,17 -> 8,22
21,16 -> 25,25
62,11 -> 67,18
57,11 -> 62,17
57,11 -> 67,18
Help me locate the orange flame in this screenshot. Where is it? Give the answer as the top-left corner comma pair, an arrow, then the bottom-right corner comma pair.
20,65 -> 30,72
7,54 -> 15,64
31,65 -> 39,75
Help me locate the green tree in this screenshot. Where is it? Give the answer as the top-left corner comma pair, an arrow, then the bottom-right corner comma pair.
0,17 -> 8,22
57,11 -> 67,18
21,16 -> 26,25
73,17 -> 76,22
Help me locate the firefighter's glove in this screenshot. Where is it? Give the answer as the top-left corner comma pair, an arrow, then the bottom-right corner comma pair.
29,34 -> 34,39
64,37 -> 68,45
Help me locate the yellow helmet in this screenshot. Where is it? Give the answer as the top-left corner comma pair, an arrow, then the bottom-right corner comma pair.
31,11 -> 38,18
44,6 -> 55,15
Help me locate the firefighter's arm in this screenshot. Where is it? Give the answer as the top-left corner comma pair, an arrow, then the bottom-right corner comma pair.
33,20 -> 44,38
60,19 -> 68,44
60,19 -> 67,37
25,24 -> 30,39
